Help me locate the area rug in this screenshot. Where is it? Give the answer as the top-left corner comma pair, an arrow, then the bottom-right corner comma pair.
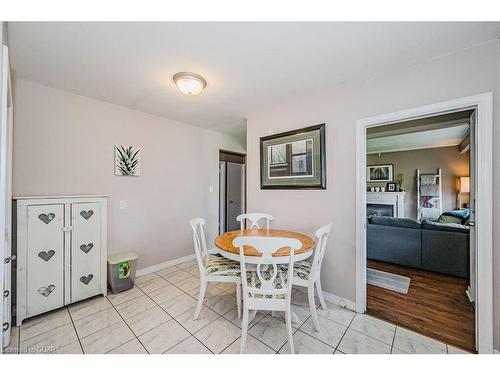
367,268 -> 411,294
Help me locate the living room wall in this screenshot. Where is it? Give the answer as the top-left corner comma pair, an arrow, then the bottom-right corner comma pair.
367,146 -> 470,219
12,79 -> 246,269
246,40 -> 500,349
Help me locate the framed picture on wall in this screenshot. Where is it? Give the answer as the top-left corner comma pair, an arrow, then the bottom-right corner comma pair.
260,124 -> 326,189
367,164 -> 393,182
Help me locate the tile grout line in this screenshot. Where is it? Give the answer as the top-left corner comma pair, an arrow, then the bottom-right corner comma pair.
332,310 -> 356,353
390,326 -> 398,353
106,294 -> 151,354
66,307 -> 85,354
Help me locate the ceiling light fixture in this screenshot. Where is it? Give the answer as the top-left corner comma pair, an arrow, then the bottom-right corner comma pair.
173,72 -> 207,96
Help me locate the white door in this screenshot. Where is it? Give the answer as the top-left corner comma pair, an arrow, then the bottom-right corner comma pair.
1,45 -> 13,350
26,205 -> 65,317
71,203 -> 101,302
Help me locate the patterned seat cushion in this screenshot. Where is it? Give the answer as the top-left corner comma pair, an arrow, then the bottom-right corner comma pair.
280,260 -> 312,281
206,255 -> 241,277
245,266 -> 288,299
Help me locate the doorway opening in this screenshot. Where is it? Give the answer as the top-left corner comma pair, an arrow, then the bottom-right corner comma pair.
356,93 -> 493,354
219,150 -> 246,233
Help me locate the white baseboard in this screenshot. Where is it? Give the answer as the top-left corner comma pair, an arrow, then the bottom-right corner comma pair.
136,254 -> 196,277
322,290 -> 357,311
293,285 -> 356,311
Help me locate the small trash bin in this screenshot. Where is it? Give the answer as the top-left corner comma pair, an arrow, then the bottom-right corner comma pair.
107,251 -> 138,294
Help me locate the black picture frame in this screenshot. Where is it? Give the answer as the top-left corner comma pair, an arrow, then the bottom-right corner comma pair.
387,182 -> 397,192
260,124 -> 326,189
367,164 -> 394,182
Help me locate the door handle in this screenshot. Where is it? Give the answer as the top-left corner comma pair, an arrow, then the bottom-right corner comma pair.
4,255 -> 16,264
2,322 -> 9,332
229,200 -> 234,204
3,290 -> 9,298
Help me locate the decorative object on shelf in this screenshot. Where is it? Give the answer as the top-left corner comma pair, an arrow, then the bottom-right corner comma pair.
375,187 -> 380,192
115,145 -> 141,176
396,173 -> 405,192
381,187 -> 386,192
387,182 -> 397,192
260,124 -> 326,189
370,187 -> 375,192
367,164 -> 393,182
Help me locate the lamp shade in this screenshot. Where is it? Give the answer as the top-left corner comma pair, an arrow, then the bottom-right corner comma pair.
459,177 -> 470,193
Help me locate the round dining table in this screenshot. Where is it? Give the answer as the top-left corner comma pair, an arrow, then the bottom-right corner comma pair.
214,228 -> 315,263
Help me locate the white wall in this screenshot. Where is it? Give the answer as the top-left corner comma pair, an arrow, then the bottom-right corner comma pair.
246,40 -> 500,348
12,79 -> 245,269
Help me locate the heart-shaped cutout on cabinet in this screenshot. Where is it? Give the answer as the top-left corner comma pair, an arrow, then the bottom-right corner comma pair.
38,213 -> 55,224
80,210 -> 94,220
38,284 -> 55,297
38,250 -> 55,262
80,274 -> 94,285
80,243 -> 94,254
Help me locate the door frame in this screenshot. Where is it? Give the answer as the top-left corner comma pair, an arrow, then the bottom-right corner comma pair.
355,93 -> 493,353
218,150 -> 247,234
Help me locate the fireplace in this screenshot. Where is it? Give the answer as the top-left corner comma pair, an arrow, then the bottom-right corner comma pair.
367,204 -> 394,217
366,192 -> 406,218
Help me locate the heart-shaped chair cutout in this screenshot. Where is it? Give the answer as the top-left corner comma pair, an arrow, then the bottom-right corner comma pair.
38,250 -> 55,262
38,284 -> 55,297
80,243 -> 94,254
80,274 -> 94,285
80,210 -> 94,220
38,213 -> 55,224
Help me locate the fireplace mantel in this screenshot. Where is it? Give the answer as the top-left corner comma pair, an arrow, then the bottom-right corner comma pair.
367,192 -> 406,218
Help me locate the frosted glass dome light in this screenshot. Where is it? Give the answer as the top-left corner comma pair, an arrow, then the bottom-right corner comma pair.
173,72 -> 207,96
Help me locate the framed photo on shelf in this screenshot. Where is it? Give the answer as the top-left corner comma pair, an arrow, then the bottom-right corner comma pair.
260,124 -> 326,189
387,182 -> 397,192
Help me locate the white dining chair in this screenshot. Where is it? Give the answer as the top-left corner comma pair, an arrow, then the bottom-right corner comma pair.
233,236 -> 302,354
190,218 -> 242,320
281,223 -> 331,332
236,213 -> 273,230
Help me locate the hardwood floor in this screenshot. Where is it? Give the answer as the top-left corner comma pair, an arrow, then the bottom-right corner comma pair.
367,260 -> 475,352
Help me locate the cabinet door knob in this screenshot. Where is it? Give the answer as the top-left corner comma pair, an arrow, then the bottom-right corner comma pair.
4,255 -> 16,264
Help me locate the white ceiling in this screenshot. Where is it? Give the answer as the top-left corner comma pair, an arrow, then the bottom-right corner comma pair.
7,22 -> 500,137
367,123 -> 469,154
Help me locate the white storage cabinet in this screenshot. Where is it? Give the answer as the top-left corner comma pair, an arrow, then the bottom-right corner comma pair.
14,195 -> 107,325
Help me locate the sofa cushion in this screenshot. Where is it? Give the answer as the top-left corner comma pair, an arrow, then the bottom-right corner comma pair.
440,209 -> 470,224
369,216 -> 421,229
421,220 -> 470,233
438,214 -> 462,224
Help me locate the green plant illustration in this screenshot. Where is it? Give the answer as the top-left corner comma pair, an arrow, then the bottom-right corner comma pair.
115,145 -> 140,176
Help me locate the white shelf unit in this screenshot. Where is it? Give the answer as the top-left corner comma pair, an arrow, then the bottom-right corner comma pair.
416,168 -> 442,221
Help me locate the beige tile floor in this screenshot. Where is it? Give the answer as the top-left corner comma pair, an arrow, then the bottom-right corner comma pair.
5,258 -> 471,354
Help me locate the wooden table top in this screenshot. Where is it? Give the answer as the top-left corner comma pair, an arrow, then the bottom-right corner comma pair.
215,229 -> 315,257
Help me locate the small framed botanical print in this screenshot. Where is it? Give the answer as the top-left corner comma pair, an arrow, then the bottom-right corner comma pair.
260,124 -> 326,189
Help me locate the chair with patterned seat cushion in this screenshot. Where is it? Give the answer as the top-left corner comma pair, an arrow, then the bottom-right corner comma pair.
190,218 -> 241,320
236,213 -> 273,230
233,236 -> 302,354
280,223 -> 331,332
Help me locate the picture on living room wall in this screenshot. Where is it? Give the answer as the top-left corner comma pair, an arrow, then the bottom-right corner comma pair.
115,145 -> 141,176
260,124 -> 326,189
367,164 -> 393,182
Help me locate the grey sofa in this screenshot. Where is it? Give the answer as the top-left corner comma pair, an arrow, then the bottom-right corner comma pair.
367,216 -> 469,278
